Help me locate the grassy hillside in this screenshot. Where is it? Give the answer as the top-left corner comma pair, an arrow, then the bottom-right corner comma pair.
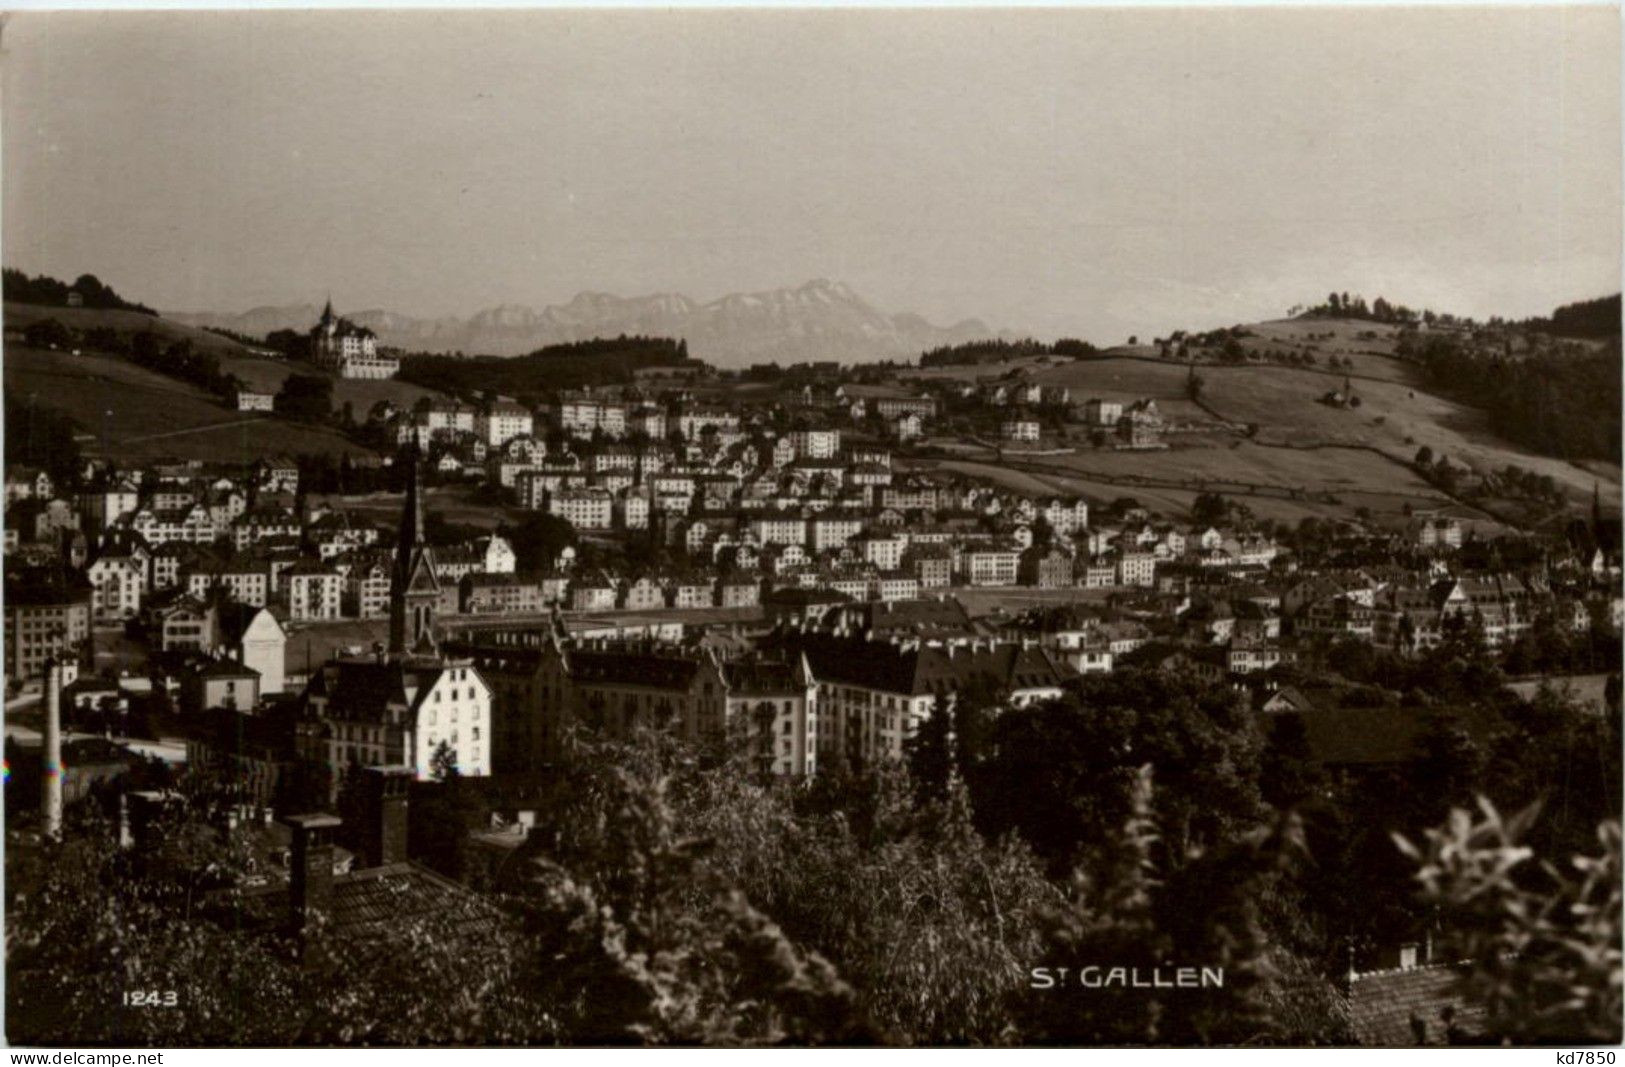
4,344 -> 369,464
5,301 -> 450,414
222,352 -> 448,412
905,315 -> 1619,530
5,300 -> 250,360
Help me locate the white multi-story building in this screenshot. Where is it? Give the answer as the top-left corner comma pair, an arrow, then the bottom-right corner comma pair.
559,395 -> 628,439
547,488 -> 614,531
616,491 -> 651,531
309,300 -> 398,379
1084,399 -> 1124,427
749,511 -> 807,548
1001,419 -> 1041,443
859,534 -> 906,571
677,409 -> 740,440
475,534 -> 516,574
186,561 -> 271,608
476,402 -> 534,448
1040,497 -> 1090,536
131,506 -> 219,545
345,560 -> 393,619
300,660 -> 491,790
964,548 -> 1020,586
628,406 -> 668,439
86,556 -> 143,621
81,482 -> 141,531
220,604 -> 287,697
788,429 -> 842,460
286,567 -> 345,621
810,513 -> 865,553
1117,551 -> 1157,588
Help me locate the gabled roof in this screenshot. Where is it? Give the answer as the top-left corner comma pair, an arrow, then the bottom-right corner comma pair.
1348,963 -> 1485,1046
305,660 -> 411,721
194,658 -> 262,681
218,602 -> 284,646
721,657 -> 805,697
795,635 -> 1069,697
567,649 -> 706,691
222,860 -> 502,940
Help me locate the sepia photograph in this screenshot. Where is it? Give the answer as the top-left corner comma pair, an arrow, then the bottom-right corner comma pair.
1,3 -> 1620,1051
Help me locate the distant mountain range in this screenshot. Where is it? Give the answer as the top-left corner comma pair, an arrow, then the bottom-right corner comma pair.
168,279 -> 1016,366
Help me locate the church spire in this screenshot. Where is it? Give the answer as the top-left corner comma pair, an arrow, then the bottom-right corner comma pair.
403,443 -> 426,550
388,446 -> 439,659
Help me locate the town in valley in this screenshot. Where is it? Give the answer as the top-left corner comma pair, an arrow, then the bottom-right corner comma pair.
3,7 -> 1619,1051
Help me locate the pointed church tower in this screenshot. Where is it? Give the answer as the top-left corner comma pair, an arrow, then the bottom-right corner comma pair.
389,447 -> 441,659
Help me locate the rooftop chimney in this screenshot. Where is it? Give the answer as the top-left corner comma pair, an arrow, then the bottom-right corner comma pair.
284,813 -> 341,938
41,658 -> 63,839
358,766 -> 413,868
124,789 -> 173,868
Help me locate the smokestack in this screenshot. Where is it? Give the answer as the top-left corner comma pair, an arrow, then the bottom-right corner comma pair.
42,658 -> 63,839
358,766 -> 412,868
284,813 -> 341,938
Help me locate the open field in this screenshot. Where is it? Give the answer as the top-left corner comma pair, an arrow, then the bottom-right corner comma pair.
220,352 -> 450,412
5,344 -> 371,463
310,486 -> 523,530
918,444 -> 1501,531
6,301 -> 452,414
899,317 -> 1616,520
5,300 -> 252,360
996,341 -> 1616,518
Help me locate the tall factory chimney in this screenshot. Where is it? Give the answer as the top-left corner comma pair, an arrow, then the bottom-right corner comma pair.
42,657 -> 64,839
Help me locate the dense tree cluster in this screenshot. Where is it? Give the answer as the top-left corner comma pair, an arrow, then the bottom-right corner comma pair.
398,336 -> 688,401
127,333 -> 240,400
3,396 -> 82,491
919,338 -> 1097,367
2,269 -> 156,315
273,373 -> 334,423
1401,330 -> 1622,463
1297,292 -> 1428,325
1521,294 -> 1621,340
8,639 -> 1618,1046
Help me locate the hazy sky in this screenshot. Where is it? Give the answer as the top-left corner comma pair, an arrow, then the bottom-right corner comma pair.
3,7 -> 1619,342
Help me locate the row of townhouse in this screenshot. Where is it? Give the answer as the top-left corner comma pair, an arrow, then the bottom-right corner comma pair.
443,633 -> 814,776
446,623 -> 1071,778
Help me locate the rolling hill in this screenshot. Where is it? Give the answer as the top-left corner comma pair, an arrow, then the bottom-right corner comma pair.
4,343 -> 370,464
5,301 -> 451,416
902,315 -> 1620,532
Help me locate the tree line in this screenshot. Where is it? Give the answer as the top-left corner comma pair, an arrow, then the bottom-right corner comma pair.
1521,294 -> 1621,340
3,269 -> 156,315
919,337 -> 1098,367
1401,330 -> 1622,463
397,335 -> 689,402
8,639 -> 1617,1045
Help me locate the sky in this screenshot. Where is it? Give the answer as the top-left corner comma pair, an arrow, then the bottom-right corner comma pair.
3,6 -> 1620,343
